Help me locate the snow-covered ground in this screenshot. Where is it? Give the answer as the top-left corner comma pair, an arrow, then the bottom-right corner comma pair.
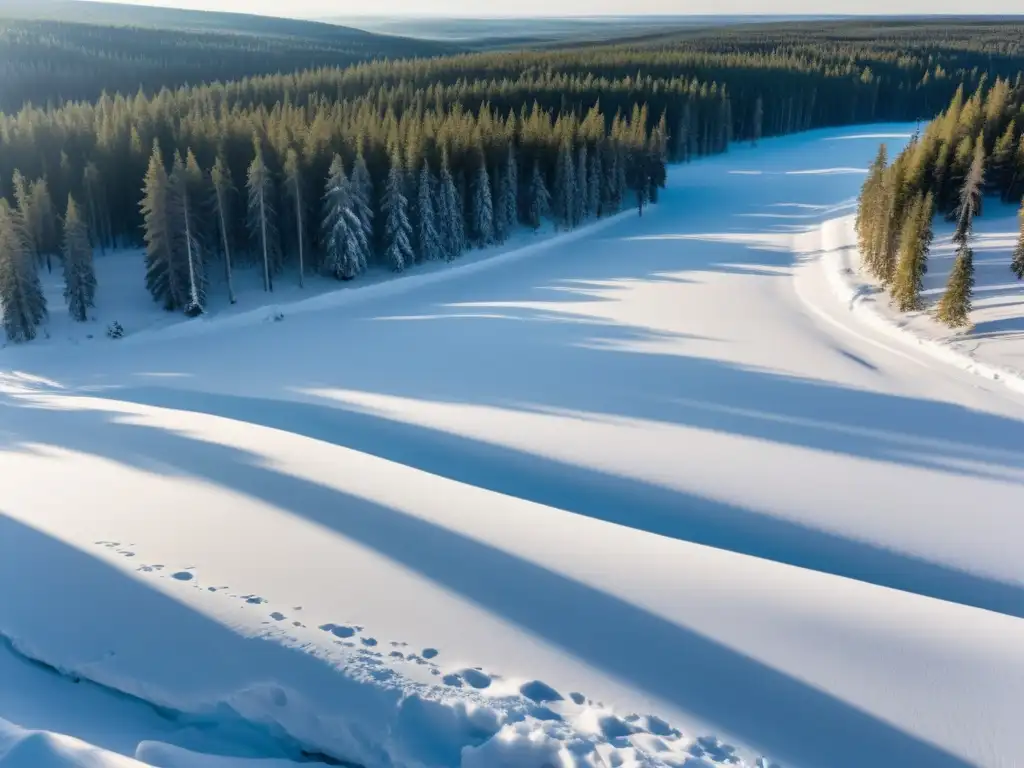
2,124 -> 1023,768
827,204 -> 1024,393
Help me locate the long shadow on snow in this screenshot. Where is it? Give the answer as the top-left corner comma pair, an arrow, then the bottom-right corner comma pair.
0,405 -> 975,768
90,384 -> 1024,621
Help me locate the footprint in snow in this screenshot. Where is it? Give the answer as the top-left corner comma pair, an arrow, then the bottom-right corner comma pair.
171,572 -> 194,582
361,637 -> 378,647
569,692 -> 586,705
319,623 -> 356,639
421,648 -> 438,659
459,668 -> 492,690
270,612 -> 286,621
520,680 -> 563,703
442,673 -> 463,688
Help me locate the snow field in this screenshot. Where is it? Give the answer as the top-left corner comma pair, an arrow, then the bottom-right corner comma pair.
3,124 -> 1024,768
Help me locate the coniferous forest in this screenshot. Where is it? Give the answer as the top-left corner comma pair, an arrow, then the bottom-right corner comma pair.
856,78 -> 1024,327
3,13 -> 1024,342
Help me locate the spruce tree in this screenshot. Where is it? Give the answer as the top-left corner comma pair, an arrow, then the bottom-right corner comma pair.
0,201 -> 47,343
470,155 -> 494,248
752,95 -> 764,147
553,141 -> 576,230
416,161 -> 443,262
938,144 -> 984,328
503,143 -> 518,234
856,144 -> 887,271
283,148 -> 307,288
1011,197 -> 1024,280
382,151 -> 414,272
351,147 -> 375,261
438,152 -> 464,262
169,150 -> 206,316
574,144 -> 588,226
210,153 -> 236,304
246,138 -> 279,293
587,150 -> 602,219
322,154 -> 367,280
891,194 -> 927,312
527,161 -> 551,231
141,140 -> 181,310
29,179 -> 57,273
62,194 -> 96,322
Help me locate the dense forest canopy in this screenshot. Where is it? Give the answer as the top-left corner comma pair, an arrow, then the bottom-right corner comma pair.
2,15 -> 1024,341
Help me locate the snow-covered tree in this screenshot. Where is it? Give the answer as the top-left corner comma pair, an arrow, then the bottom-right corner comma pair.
470,155 -> 494,247
502,143 -> 518,235
553,141 -> 576,230
439,152 -> 464,261
210,153 -> 237,304
351,147 -> 375,260
283,147 -> 307,288
322,154 -> 367,280
416,160 -> 444,262
574,144 -> 588,226
246,137 -> 280,293
527,161 -> 551,231
62,194 -> 96,322
0,201 -> 47,342
587,149 -> 602,219
382,151 -> 414,272
169,150 -> 206,316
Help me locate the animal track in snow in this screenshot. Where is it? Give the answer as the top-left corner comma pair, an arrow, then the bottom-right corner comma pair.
171,571 -> 194,581
270,612 -> 286,621
319,623 -> 356,639
459,668 -> 492,689
520,680 -> 563,703
421,648 -> 438,659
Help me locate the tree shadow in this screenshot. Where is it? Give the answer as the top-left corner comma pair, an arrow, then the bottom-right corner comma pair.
0,405 -> 977,768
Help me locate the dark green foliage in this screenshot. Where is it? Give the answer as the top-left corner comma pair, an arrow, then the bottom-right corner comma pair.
936,246 -> 975,329
1012,198 -> 1024,280
62,194 -> 96,322
0,200 -> 46,342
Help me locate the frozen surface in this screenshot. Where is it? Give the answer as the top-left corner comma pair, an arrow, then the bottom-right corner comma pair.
2,124 -> 1023,768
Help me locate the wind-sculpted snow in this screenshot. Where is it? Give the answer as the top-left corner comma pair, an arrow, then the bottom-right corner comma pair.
2,125 -> 1024,768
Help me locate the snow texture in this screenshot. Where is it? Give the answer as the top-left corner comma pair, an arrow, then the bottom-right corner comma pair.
2,124 -> 1024,768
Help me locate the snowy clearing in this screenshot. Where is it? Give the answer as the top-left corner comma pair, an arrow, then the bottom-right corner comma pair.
2,124 -> 1023,768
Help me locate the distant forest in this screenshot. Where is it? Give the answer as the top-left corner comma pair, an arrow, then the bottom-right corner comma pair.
1,14 -> 1024,341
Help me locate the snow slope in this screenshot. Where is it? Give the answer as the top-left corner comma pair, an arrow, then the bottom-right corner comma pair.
2,124 -> 1024,768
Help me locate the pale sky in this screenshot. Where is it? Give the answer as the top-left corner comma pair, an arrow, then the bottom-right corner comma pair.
73,0 -> 1018,18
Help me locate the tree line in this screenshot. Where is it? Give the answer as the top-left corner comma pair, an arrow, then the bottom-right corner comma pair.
3,22 -> 1024,342
856,77 -> 1024,328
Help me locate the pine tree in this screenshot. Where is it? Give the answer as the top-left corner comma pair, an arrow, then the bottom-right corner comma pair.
351,147 -> 375,262
322,154 -> 367,280
936,245 -> 975,328
856,144 -> 887,272
416,160 -> 443,262
752,95 -> 764,147
210,153 -> 236,304
246,138 -> 280,293
283,148 -> 307,288
503,143 -> 518,234
169,150 -> 206,316
574,144 -> 588,226
141,140 -> 181,310
527,160 -> 551,231
938,144 -> 984,328
587,149 -> 602,219
553,141 -> 576,230
953,140 -> 986,247
28,179 -> 57,273
438,152 -> 464,262
470,154 -> 494,247
0,201 -> 47,343
890,193 -> 928,312
1011,197 -> 1024,280
62,194 -> 96,322
382,151 -> 414,272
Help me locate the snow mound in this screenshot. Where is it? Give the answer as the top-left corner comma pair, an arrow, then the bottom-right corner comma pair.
0,718 -> 146,768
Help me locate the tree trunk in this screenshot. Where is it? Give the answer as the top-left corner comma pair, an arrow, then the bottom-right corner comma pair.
259,189 -> 271,293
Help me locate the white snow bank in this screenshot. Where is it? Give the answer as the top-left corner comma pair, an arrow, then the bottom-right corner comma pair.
821,213 -> 1024,396
0,718 -> 146,768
